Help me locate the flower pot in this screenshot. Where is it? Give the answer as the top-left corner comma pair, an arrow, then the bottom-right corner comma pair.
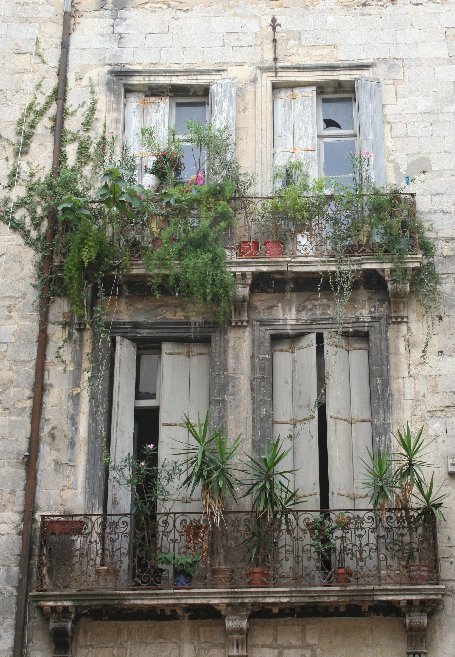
96,565 -> 118,589
174,570 -> 193,587
246,567 -> 269,587
263,240 -> 284,258
43,518 -> 86,536
334,567 -> 353,585
238,240 -> 259,258
406,563 -> 433,585
211,566 -> 234,589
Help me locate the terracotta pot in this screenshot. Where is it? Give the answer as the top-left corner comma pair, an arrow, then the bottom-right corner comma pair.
211,566 -> 234,589
263,240 -> 284,258
238,240 -> 260,258
43,519 -> 86,536
246,567 -> 269,587
406,563 -> 433,585
334,567 -> 353,585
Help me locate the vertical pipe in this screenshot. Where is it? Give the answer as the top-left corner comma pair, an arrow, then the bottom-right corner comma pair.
13,2 -> 72,656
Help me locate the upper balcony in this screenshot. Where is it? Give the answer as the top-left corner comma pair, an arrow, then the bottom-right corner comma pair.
32,508 -> 443,617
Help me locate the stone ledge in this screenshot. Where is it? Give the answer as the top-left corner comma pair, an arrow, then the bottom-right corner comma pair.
31,584 -> 444,615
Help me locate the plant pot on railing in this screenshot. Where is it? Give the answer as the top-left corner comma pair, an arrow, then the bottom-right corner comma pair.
334,566 -> 353,585
238,240 -> 259,258
211,565 -> 234,589
246,567 -> 270,587
174,570 -> 193,587
43,518 -> 86,536
263,240 -> 284,258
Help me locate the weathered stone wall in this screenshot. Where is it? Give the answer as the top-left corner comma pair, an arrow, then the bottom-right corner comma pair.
1,0 -> 454,656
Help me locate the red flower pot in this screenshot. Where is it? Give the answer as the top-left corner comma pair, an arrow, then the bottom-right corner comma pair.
263,240 -> 284,257
246,567 -> 269,587
238,241 -> 260,258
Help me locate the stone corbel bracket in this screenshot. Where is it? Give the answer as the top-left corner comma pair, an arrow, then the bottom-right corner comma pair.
382,267 -> 413,324
232,272 -> 252,326
43,605 -> 76,657
405,605 -> 428,657
216,603 -> 251,657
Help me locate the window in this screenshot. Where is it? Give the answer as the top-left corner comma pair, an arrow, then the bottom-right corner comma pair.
272,332 -> 372,510
123,79 -> 236,186
108,337 -> 210,516
272,78 -> 385,188
318,95 -> 356,185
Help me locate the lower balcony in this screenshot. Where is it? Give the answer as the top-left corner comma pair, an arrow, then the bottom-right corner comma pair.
33,509 -> 443,607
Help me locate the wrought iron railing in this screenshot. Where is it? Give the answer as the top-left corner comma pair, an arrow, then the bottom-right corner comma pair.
54,192 -> 417,264
36,509 -> 438,592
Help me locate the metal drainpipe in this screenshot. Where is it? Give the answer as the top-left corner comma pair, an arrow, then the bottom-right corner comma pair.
13,1 -> 72,655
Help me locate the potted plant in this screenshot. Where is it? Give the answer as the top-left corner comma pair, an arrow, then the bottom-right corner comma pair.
156,551 -> 201,587
305,513 -> 336,583
333,513 -> 353,585
178,414 -> 242,588
362,424 -> 447,584
241,437 -> 299,586
106,443 -> 183,587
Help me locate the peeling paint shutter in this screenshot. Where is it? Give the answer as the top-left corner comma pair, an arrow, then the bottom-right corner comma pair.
355,78 -> 386,186
273,335 -> 319,507
107,337 -> 137,515
273,87 -> 318,181
124,92 -> 145,183
209,79 -> 237,151
159,342 -> 210,514
143,96 -> 170,189
325,336 -> 372,510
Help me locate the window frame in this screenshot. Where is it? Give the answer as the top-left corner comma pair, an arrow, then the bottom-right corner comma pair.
316,93 -> 358,182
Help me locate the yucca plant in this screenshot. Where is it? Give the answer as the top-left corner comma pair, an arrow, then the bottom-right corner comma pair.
242,438 -> 299,568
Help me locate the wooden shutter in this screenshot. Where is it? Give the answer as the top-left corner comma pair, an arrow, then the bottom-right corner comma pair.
107,337 -> 137,515
143,96 -> 170,189
273,87 -> 318,181
355,78 -> 386,187
209,79 -> 237,151
273,335 -> 319,507
124,92 -> 145,183
159,342 -> 210,513
325,335 -> 372,510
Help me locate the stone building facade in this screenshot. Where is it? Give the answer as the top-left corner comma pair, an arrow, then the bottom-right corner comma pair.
1,1 -> 454,656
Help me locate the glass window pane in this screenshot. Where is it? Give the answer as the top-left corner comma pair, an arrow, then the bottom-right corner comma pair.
322,98 -> 354,131
137,355 -> 160,400
323,139 -> 356,185
175,102 -> 207,134
179,143 -> 206,180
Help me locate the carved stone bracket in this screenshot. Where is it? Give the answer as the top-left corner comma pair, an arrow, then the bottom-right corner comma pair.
382,267 -> 412,324
405,606 -> 428,657
44,606 -> 76,657
217,603 -> 251,657
232,272 -> 252,326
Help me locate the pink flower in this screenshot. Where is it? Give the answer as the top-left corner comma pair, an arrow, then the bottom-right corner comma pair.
361,150 -> 373,158
195,171 -> 204,186
140,461 -> 145,466
146,443 -> 155,450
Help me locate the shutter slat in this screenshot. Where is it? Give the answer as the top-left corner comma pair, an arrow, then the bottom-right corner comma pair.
355,78 -> 386,186
293,334 -> 319,507
209,79 -> 237,153
272,339 -> 295,483
273,87 -> 318,181
108,337 -> 137,515
143,96 -> 170,189
124,92 -> 145,183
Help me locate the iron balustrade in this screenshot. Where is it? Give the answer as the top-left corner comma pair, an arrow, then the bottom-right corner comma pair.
36,509 -> 438,592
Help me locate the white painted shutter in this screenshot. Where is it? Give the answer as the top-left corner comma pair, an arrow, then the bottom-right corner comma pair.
273,87 -> 318,181
355,78 -> 386,187
159,342 -> 210,514
124,92 -> 145,183
325,335 -> 372,510
107,337 -> 137,515
209,79 -> 237,152
143,96 -> 170,189
273,335 -> 319,507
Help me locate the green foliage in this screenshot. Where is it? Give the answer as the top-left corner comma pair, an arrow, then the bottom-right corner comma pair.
156,551 -> 201,575
306,514 -> 336,562
106,443 -> 183,515
241,437 -> 299,567
178,414 -> 241,526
